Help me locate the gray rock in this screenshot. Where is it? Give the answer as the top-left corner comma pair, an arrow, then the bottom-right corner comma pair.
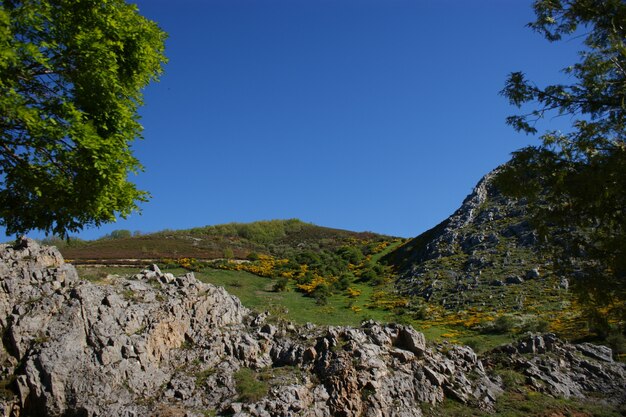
394,326 -> 426,356
517,334 -> 546,354
525,268 -> 540,279
505,275 -> 524,285
488,334 -> 625,404
576,343 -> 613,362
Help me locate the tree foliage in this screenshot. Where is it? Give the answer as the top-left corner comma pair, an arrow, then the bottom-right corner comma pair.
0,0 -> 167,237
106,229 -> 132,240
498,0 -> 626,328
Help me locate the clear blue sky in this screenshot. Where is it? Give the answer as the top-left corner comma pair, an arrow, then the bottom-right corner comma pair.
15,0 -> 583,240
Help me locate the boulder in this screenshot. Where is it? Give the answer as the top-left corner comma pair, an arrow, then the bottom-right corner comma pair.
505,275 -> 524,285
525,268 -> 540,279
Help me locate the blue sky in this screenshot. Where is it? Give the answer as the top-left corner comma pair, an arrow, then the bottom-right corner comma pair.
15,0 -> 583,240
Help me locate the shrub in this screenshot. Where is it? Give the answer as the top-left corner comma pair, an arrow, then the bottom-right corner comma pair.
605,332 -> 626,359
234,368 -> 268,403
313,283 -> 331,305
411,301 -> 429,320
359,268 -> 378,283
482,315 -> 516,334
346,287 -> 362,298
108,229 -> 132,239
223,248 -> 234,259
335,272 -> 353,291
337,246 -> 364,265
521,317 -> 550,333
178,257 -> 201,271
496,369 -> 525,391
463,338 -> 482,353
273,277 -> 288,292
296,251 -> 321,266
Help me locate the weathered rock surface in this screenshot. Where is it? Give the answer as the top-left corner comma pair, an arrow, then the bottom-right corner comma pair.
0,240 -> 623,416
486,333 -> 626,402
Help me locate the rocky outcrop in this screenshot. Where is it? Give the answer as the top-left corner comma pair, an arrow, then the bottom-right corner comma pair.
383,167 -> 566,313
486,333 -> 626,402
0,239 -> 623,416
385,169 -> 525,267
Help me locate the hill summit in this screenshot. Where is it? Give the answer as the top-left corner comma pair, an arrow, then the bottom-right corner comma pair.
59,219 -> 395,263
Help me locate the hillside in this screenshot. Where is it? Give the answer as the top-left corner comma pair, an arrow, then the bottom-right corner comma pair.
59,219 -> 397,262
383,168 -> 585,338
56,220 -> 407,326
0,239 -> 624,417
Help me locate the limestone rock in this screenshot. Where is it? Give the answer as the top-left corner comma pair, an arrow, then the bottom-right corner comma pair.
487,333 -> 625,403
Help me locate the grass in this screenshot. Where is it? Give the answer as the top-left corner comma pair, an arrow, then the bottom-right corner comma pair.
191,267 -> 395,326
422,390 -> 625,417
233,367 -> 269,403
195,368 -> 216,388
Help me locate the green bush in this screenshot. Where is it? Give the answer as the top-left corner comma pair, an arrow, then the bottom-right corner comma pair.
108,229 -> 132,239
234,368 -> 268,403
273,277 -> 288,292
223,248 -> 234,259
334,272 -> 353,291
336,246 -> 364,264
313,283 -> 331,305
496,369 -> 525,390
359,268 -> 378,283
411,301 -> 429,320
463,338 -> 482,353
605,332 -> 626,358
521,317 -> 550,333
482,315 -> 516,334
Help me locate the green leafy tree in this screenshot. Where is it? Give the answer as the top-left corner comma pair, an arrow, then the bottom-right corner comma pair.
107,229 -> 132,240
498,0 -> 626,329
0,0 -> 167,237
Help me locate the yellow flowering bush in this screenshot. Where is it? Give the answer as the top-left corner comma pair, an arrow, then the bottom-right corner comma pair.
177,257 -> 202,271
366,290 -> 409,310
346,287 -> 362,298
297,274 -> 329,294
351,305 -> 362,313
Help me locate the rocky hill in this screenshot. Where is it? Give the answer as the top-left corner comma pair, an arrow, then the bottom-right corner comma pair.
383,168 -> 577,332
0,239 -> 624,416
